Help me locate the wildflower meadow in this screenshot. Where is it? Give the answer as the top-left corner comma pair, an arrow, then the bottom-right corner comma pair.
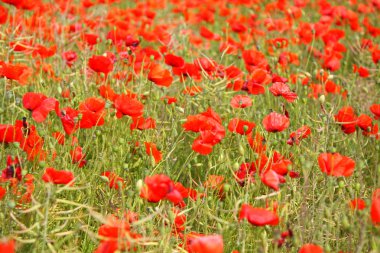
0,0 -> 379,252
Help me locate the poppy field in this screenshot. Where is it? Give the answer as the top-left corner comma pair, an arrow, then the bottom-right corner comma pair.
0,0 -> 380,252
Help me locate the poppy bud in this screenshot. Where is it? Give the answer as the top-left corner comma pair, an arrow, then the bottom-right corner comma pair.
136,179 -> 143,191
176,106 -> 184,113
233,162 -> 240,170
318,95 -> 325,104
223,184 -> 231,192
355,183 -> 361,191
339,181 -> 345,188
7,200 -> 16,209
342,216 -> 350,230
57,86 -> 62,93
100,175 -> 109,183
238,145 -> 245,155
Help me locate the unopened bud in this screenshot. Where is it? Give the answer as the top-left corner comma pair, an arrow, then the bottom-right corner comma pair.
136,179 -> 143,191
319,95 -> 325,104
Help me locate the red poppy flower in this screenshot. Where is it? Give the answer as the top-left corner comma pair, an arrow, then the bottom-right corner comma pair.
230,95 -> 252,108
243,69 -> 269,95
191,136 -> 214,155
194,57 -> 216,74
299,244 -> 323,253
262,112 -> 290,132
101,171 -> 124,189
349,198 -> 366,210
78,97 -> 106,129
18,121 -> 46,161
0,123 -> 24,144
114,94 -> 144,118
0,62 -> 32,85
353,65 -> 370,78
164,54 -> 185,68
174,182 -> 200,200
228,118 -> 256,135
161,96 -> 177,104
261,168 -> 285,191
140,174 -> 183,205
83,33 -> 99,46
32,44 -> 57,58
1,156 -> 22,181
172,208 -> 187,232
144,142 -> 162,164
318,153 -> 355,177
334,106 -> 357,134
94,241 -> 117,253
99,85 -> 117,102
242,50 -> 269,71
96,215 -> 142,252
70,146 -> 87,168
56,106 -> 80,135
183,108 -> 225,155
287,126 -> 311,145
22,92 -> 57,123
148,64 -> 173,87
371,189 -> 380,225
88,55 -> 114,76
239,203 -> 279,226
97,215 -> 131,239
269,82 -> 298,102
246,131 -> 267,154
186,234 -> 224,253
370,104 -> 380,120
323,51 -> 342,72
62,51 -> 77,67
0,186 -> 6,200
130,117 -> 156,131
42,167 -> 74,185
357,114 -> 372,131
234,162 -> 256,186
173,63 -> 201,81
0,239 -> 15,253
52,132 -> 65,145
200,26 -> 221,41
0,6 -> 8,24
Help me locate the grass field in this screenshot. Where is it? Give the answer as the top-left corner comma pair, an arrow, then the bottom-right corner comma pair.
0,0 -> 379,252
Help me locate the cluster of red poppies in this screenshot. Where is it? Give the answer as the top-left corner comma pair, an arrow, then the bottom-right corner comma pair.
0,0 -> 379,252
